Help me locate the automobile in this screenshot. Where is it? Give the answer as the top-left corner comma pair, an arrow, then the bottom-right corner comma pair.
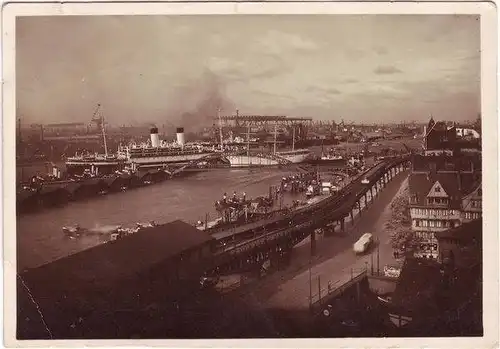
361,178 -> 370,185
383,264 -> 402,278
353,233 -> 373,254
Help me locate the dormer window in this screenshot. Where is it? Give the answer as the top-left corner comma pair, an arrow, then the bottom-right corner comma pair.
435,186 -> 441,193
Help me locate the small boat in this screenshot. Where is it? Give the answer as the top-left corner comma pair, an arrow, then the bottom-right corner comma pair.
136,221 -> 158,229
321,153 -> 343,161
62,225 -> 85,238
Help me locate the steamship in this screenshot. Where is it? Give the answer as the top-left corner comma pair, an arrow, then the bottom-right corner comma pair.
117,127 -> 217,170
64,105 -> 126,176
224,123 -> 311,167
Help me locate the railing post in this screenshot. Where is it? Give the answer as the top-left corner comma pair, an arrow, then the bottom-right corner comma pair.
318,275 -> 321,304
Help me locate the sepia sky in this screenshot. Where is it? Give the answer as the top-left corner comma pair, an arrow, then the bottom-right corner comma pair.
16,15 -> 480,128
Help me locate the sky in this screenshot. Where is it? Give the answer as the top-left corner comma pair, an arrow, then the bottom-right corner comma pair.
16,15 -> 480,129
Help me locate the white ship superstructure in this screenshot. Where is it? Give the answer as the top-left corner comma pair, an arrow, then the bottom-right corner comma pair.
118,127 -> 216,170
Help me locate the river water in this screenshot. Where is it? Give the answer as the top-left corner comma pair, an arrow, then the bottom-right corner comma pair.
17,167 -> 303,271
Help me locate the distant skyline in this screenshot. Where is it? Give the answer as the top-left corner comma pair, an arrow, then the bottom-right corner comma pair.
17,15 -> 480,129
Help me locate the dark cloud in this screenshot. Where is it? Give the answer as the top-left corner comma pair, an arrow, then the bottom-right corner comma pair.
343,78 -> 359,84
373,46 -> 388,55
374,65 -> 403,75
327,88 -> 342,95
345,48 -> 365,61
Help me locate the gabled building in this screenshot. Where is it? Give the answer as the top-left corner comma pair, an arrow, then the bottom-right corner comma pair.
422,116 -> 482,156
408,154 -> 482,259
423,117 -> 457,156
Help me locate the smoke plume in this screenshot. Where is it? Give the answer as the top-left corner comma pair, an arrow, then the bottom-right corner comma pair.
174,69 -> 235,132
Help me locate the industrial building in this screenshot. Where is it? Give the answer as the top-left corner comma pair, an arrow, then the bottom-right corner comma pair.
17,220 -> 216,339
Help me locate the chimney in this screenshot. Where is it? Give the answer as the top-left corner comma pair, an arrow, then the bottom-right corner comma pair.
150,127 -> 160,147
176,127 -> 185,147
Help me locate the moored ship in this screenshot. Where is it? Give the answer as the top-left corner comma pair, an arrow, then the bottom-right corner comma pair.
117,127 -> 218,171
64,105 -> 126,176
224,121 -> 311,167
225,148 -> 311,167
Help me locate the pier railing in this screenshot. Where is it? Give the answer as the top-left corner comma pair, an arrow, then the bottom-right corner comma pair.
309,268 -> 368,313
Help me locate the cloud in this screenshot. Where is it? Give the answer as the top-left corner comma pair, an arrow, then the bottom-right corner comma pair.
373,45 -> 388,55
16,15 -> 480,125
327,88 -> 342,95
374,65 -> 403,75
342,78 -> 359,84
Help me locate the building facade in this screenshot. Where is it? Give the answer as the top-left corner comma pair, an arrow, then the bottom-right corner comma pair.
409,152 -> 481,259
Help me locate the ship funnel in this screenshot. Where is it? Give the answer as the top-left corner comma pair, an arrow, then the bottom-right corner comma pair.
150,127 -> 160,147
176,127 -> 185,147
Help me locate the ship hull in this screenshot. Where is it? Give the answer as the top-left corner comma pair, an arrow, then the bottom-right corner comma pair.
279,152 -> 311,164
226,155 -> 280,167
127,152 -> 215,168
306,158 -> 346,165
226,151 -> 310,167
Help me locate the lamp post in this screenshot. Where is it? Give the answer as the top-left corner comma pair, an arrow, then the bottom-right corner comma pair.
308,259 -> 312,309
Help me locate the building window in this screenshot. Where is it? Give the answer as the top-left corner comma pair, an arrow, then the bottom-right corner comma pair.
435,186 -> 441,192
478,188 -> 482,197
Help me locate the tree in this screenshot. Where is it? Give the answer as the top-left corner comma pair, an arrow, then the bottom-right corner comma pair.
473,113 -> 481,133
386,188 -> 420,254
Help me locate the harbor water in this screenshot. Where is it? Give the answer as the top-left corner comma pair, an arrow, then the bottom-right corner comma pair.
17,167 -> 301,271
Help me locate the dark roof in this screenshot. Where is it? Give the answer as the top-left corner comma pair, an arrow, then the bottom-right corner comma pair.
18,220 -> 215,339
435,219 -> 482,243
425,122 -> 457,151
391,258 -> 443,315
20,220 -> 214,301
17,190 -> 37,201
411,154 -> 481,173
408,172 -> 477,208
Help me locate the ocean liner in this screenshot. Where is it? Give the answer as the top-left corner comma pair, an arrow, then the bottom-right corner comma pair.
117,127 -> 217,171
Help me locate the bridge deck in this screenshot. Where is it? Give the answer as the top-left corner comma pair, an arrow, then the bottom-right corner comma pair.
210,160 -> 394,245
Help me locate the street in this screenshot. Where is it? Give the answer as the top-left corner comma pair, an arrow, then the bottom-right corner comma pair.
238,170 -> 409,310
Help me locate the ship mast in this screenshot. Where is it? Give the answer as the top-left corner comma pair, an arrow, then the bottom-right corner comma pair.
217,107 -> 224,151
273,122 -> 278,154
292,124 -> 295,151
246,121 -> 250,158
92,104 -> 108,157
